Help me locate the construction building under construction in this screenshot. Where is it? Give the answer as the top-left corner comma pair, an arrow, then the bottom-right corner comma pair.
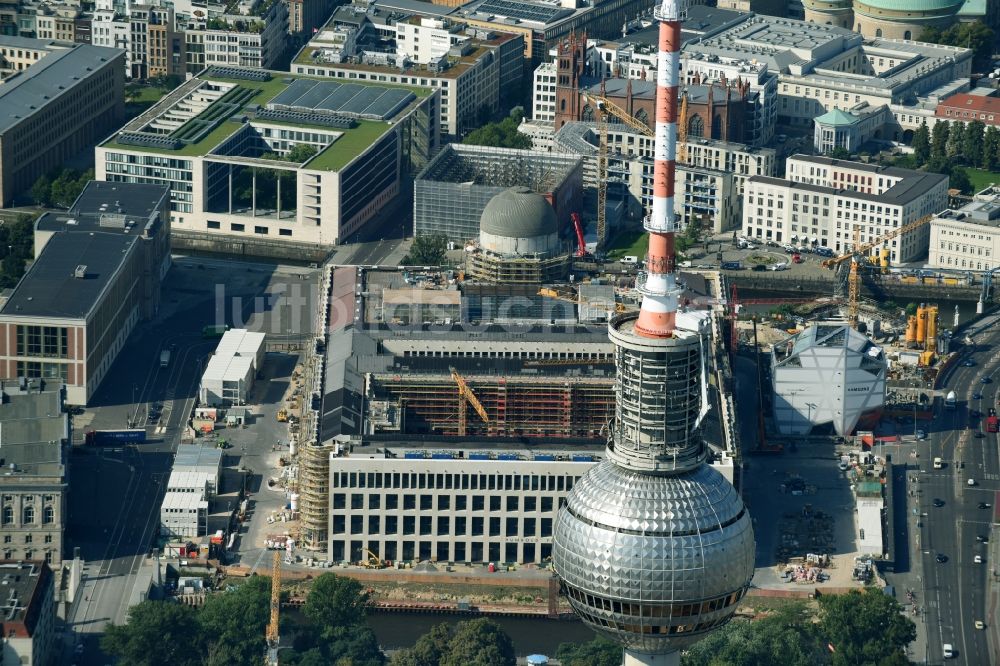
413,144 -> 583,243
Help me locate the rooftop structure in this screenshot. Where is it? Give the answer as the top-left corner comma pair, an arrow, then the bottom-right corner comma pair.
199,328 -> 265,407
96,67 -> 439,260
0,182 -> 170,405
0,38 -> 124,207
414,144 -> 582,243
0,561 -> 55,666
0,380 -> 68,568
772,324 -> 887,436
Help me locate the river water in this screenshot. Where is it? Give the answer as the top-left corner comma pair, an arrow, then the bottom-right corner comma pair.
365,611 -> 597,655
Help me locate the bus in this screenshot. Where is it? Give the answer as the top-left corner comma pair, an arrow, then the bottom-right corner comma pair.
202,324 -> 230,339
987,415 -> 998,433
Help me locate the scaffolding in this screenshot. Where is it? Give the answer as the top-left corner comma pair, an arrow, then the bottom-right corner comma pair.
298,439 -> 335,551
370,373 -> 614,439
466,249 -> 571,285
414,144 -> 583,242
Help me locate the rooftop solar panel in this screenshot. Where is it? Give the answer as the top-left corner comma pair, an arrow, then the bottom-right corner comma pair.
317,83 -> 365,112
339,86 -> 385,114
366,89 -> 415,119
268,78 -> 315,107
291,82 -> 340,109
476,0 -> 569,23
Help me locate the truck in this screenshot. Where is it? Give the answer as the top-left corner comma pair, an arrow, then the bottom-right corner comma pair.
84,428 -> 147,445
987,415 -> 999,433
201,324 -> 229,339
945,391 -> 957,410
721,261 -> 742,270
160,349 -> 171,368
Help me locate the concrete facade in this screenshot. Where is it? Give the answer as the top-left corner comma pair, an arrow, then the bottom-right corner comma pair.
0,562 -> 55,666
928,188 -> 1000,271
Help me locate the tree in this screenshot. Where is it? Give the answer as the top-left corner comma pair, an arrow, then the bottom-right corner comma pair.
440,619 -> 516,666
303,573 -> 370,635
682,603 -> 824,666
286,143 -> 319,164
556,636 -> 622,666
198,575 -> 271,666
930,120 -> 949,160
945,121 -> 962,158
961,120 -> 985,167
0,214 -> 36,289
101,600 -> 204,666
949,166 -> 973,194
983,126 -> 1000,170
390,622 -> 452,666
404,233 -> 448,265
911,122 -> 930,164
817,588 -> 916,666
30,174 -> 52,207
463,108 -> 533,149
826,147 -> 852,160
922,23 -> 995,71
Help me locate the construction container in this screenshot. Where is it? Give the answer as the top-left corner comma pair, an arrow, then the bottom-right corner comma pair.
905,316 -> 917,347
915,306 -> 927,345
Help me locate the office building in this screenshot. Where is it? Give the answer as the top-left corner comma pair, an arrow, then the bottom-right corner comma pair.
202,0 -> 288,70
742,155 -> 948,260
928,187 -> 1000,271
0,182 -> 171,405
772,323 -> 887,436
96,67 -> 439,260
0,562 -> 55,666
553,122 -> 777,233
292,15 -> 523,140
0,39 -> 124,207
0,380 -> 68,568
413,144 -> 582,243
198,328 -> 265,407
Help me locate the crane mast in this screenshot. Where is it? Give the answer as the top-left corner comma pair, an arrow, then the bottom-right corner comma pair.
266,551 -> 281,666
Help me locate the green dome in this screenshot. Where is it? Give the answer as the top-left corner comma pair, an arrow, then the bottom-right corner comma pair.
855,0 -> 963,13
480,187 -> 558,239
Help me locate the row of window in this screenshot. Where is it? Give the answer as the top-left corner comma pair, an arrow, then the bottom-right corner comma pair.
332,470 -> 580,492
2,534 -> 52,544
334,492 -> 556,513
204,220 -> 293,236
1,505 -> 55,525
332,513 -> 555,538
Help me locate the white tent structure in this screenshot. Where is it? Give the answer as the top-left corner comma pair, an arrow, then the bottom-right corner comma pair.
771,323 -> 886,436
198,329 -> 266,406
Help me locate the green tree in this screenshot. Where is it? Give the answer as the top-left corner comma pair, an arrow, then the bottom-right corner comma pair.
556,636 -> 622,666
911,121 -> 930,164
930,120 -> 949,160
463,108 -> 533,149
950,166 -> 973,194
198,575 -> 271,666
30,174 -> 52,207
682,603 -> 824,666
945,121 -> 963,158
962,120 -> 985,167
817,588 -> 916,666
0,214 -> 36,289
390,622 -> 452,666
983,126 -> 1000,170
286,143 -> 319,163
303,573 -> 370,635
101,600 -> 204,666
922,23 -> 995,70
404,233 -> 448,265
826,147 -> 852,160
440,618 -> 516,666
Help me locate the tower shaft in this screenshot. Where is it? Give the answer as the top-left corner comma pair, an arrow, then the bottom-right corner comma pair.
635,0 -> 683,339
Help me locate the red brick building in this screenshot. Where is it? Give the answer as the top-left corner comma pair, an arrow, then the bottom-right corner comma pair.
935,93 -> 1000,127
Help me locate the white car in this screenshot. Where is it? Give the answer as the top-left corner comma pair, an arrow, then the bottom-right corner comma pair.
943,643 -> 955,659
974,554 -> 984,564
968,478 -> 976,486
768,263 -> 787,271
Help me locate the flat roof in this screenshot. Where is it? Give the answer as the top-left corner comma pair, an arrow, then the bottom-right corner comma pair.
0,383 -> 66,478
214,328 -> 266,359
202,351 -> 255,383
173,444 -> 223,471
0,43 -> 122,135
0,231 -> 137,320
383,288 -> 461,306
0,562 -> 51,635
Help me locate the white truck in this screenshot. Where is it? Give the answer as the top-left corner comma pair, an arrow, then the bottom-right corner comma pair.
944,390 -> 957,410
160,350 -> 171,368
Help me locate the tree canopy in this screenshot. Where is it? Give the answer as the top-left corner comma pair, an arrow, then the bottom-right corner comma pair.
556,636 -> 622,666
403,233 -> 448,265
462,108 -> 533,149
817,588 -> 916,666
30,168 -> 92,208
303,573 -> 371,635
920,23 -> 995,71
0,214 -> 35,289
101,601 -> 204,666
390,619 -> 515,666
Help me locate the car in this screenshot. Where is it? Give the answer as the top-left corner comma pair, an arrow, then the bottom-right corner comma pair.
69,406 -> 85,416
744,244 -> 757,251
936,553 -> 948,563
971,410 -> 983,418
975,620 -> 985,630
943,643 -> 955,659
962,359 -> 976,367
974,555 -> 984,564
792,254 -> 804,264
979,502 -> 992,509
976,534 -> 989,543
969,478 -> 977,486
915,429 -> 927,440
768,262 -> 787,271
933,498 -> 945,507
751,264 -> 766,271
982,376 -> 992,384
975,431 -> 986,438
973,392 -> 983,400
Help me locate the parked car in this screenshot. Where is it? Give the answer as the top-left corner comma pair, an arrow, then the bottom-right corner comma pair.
936,553 -> 948,563
751,264 -> 766,271
982,376 -> 992,384
933,498 -> 946,507
792,254 -> 804,264
962,359 -> 976,367
915,429 -> 927,440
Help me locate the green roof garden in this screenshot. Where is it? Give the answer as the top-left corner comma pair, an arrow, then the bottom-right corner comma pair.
307,120 -> 394,171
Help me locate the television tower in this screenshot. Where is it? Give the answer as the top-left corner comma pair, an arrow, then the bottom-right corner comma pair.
551,1 -> 755,664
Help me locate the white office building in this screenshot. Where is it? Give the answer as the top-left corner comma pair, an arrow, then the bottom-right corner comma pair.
771,323 -> 887,437
928,188 -> 1000,272
743,155 -> 949,261
198,328 -> 265,407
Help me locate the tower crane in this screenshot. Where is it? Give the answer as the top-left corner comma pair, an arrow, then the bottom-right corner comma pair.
449,367 -> 488,437
581,93 -> 654,253
265,551 -> 281,666
820,214 -> 933,328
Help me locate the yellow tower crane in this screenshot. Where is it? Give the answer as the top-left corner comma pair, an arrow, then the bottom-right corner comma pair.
820,214 -> 934,328
266,551 -> 281,666
582,93 -> 654,253
449,367 -> 489,437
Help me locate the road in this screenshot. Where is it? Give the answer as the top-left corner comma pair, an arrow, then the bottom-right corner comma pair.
64,257 -> 317,664
917,329 -> 1000,665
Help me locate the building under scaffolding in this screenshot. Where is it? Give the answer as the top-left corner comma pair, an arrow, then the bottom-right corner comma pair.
414,144 -> 583,242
